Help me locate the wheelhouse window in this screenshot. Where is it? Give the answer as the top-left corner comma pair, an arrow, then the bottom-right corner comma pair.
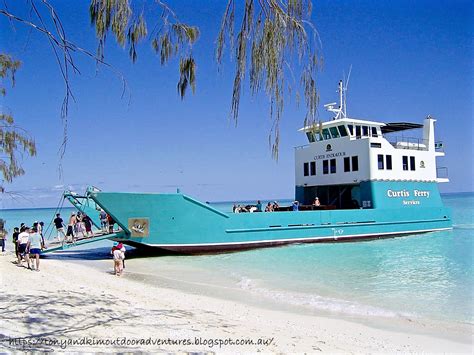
304,162 -> 309,176
306,132 -> 315,143
330,159 -> 337,174
386,155 -> 392,170
362,126 -> 369,137
377,154 -> 384,169
410,156 -> 416,171
323,160 -> 329,174
329,126 -> 340,138
310,161 -> 316,175
371,127 -> 378,137
352,156 -> 359,171
355,125 -> 361,138
322,128 -> 331,140
338,125 -> 348,137
402,156 -> 409,171
344,157 -> 351,172
347,124 -> 354,135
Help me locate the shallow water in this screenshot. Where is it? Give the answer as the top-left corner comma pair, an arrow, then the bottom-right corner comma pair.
1,193 -> 472,325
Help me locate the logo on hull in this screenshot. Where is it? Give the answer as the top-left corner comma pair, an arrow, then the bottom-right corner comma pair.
128,218 -> 150,237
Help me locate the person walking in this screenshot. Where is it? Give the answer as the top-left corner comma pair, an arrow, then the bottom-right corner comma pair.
66,213 -> 77,243
99,209 -> 108,233
107,214 -> 115,233
28,227 -> 44,271
53,213 -> 66,245
82,214 -> 93,238
17,227 -> 31,268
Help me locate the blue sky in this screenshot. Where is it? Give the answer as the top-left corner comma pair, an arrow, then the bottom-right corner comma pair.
0,0 -> 472,208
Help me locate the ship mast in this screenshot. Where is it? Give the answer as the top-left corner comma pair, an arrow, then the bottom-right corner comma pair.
324,67 -> 352,120
324,80 -> 347,120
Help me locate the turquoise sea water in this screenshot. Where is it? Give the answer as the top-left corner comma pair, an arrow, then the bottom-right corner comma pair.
1,193 -> 472,325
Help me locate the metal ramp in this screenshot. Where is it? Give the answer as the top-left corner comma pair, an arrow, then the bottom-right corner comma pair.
42,231 -> 125,254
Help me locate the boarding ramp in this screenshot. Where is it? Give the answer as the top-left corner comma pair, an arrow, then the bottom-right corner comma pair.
42,231 -> 125,254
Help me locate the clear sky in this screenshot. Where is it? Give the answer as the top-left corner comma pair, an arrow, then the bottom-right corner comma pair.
1,0 -> 472,208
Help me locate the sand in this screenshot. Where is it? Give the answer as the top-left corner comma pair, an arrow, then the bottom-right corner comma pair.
0,251 -> 472,353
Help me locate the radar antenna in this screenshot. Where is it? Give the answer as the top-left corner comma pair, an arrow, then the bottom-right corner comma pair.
324,66 -> 352,120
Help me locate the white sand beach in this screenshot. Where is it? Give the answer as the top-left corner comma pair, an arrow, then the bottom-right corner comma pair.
0,252 -> 471,353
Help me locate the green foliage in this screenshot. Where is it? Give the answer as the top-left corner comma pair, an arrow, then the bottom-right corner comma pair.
177,56 -> 196,99
0,54 -> 21,91
1,1 -> 321,161
216,0 -> 321,159
89,0 -> 199,98
0,54 -> 37,186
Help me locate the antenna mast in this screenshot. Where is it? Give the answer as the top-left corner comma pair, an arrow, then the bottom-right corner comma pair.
324,68 -> 352,120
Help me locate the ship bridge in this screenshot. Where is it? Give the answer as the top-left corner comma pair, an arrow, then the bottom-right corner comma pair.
294,82 -> 448,210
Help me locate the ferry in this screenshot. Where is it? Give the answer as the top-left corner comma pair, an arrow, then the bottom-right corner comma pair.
58,81 -> 451,254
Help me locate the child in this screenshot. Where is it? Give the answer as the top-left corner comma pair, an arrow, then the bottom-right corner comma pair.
111,242 -> 125,276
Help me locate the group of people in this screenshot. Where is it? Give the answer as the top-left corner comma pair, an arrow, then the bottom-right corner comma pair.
99,209 -> 116,233
53,212 -> 93,245
1,212 -> 125,276
232,197 -> 321,213
233,200 -> 281,213
53,210 -> 115,245
11,222 -> 46,271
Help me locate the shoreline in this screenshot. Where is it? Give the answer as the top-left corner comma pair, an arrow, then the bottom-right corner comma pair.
1,252 -> 471,353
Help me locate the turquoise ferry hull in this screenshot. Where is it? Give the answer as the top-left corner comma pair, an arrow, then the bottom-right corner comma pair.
72,182 -> 451,254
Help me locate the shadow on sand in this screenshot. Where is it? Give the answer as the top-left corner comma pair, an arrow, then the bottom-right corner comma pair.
0,288 -> 205,352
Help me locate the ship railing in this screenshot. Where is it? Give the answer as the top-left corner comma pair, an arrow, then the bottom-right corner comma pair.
436,167 -> 449,179
385,136 -> 428,151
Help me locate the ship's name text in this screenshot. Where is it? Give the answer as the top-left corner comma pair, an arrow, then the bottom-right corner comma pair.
314,152 -> 346,160
387,189 -> 430,198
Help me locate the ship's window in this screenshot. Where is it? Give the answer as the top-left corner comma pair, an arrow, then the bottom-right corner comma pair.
330,159 -> 337,174
352,156 -> 359,171
344,157 -> 351,172
402,156 -> 409,171
355,125 -> 361,138
386,155 -> 392,170
323,160 -> 329,174
322,128 -> 331,140
410,156 -> 416,171
329,126 -> 340,138
306,132 -> 315,143
310,161 -> 316,175
304,162 -> 309,176
370,143 -> 382,148
371,127 -> 378,137
377,154 -> 384,170
338,125 -> 348,137
362,126 -> 369,137
316,131 -> 324,141
347,124 -> 354,135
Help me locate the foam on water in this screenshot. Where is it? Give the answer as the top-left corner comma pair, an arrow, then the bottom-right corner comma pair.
235,275 -> 413,318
